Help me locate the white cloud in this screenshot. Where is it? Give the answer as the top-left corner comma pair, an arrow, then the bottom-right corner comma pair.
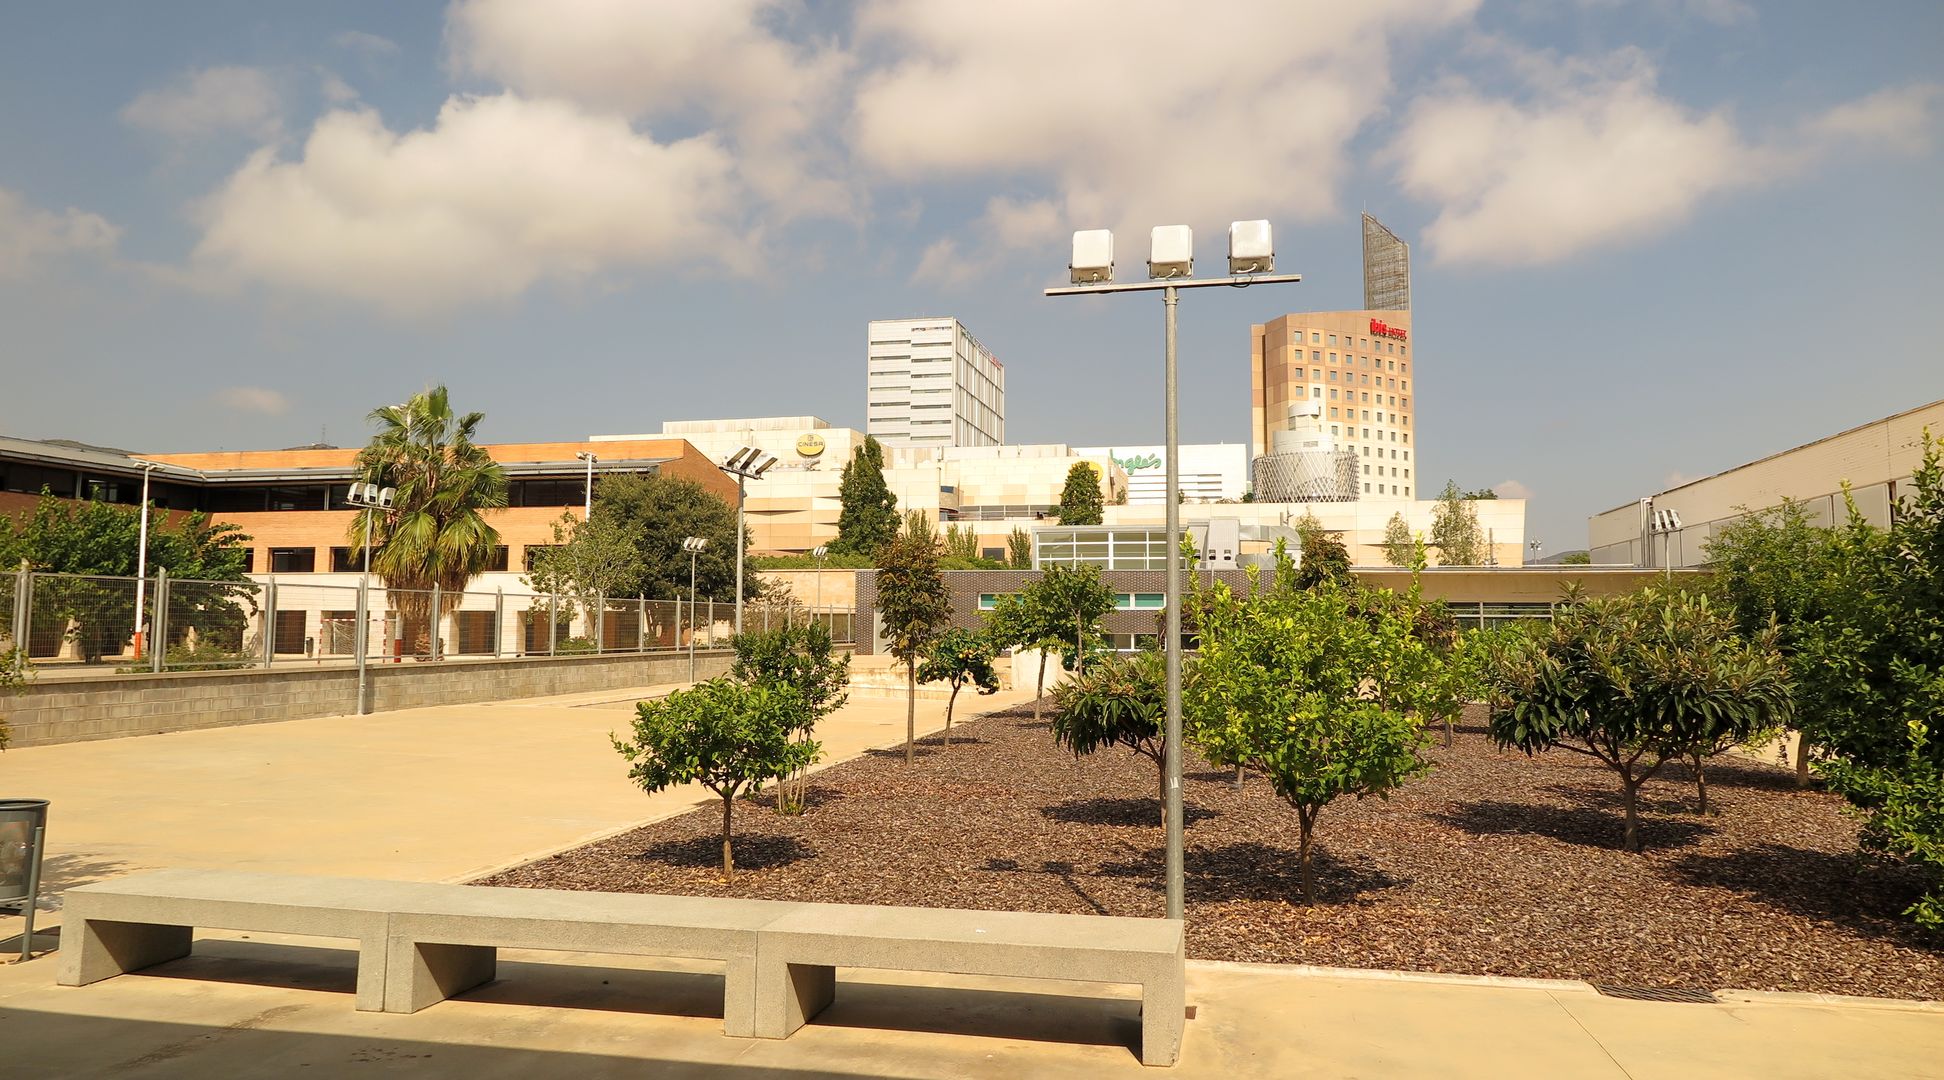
851,0 -> 1480,251
188,93 -> 750,314
0,187 -> 119,278
1803,83 -> 1940,146
215,386 -> 290,414
446,0 -> 852,217
1492,479 -> 1535,500
121,66 -> 282,141
319,71 -> 360,105
332,30 -> 398,57
1387,55 -> 1938,266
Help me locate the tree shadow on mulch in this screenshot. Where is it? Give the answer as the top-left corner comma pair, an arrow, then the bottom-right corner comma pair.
1656,757 -> 1804,794
1667,843 -> 1936,944
1096,841 -> 1408,905
630,834 -> 814,872
1039,797 -> 1219,828
1434,799 -> 1717,852
982,858 -> 1115,915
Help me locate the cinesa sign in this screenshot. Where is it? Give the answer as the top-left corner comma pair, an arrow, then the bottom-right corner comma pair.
1369,318 -> 1407,342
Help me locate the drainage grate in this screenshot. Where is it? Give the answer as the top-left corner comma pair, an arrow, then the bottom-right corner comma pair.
1593,985 -> 1718,1004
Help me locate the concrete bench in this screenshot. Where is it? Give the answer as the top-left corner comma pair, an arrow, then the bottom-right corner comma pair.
753,903 -> 1186,1067
56,868 -> 428,1011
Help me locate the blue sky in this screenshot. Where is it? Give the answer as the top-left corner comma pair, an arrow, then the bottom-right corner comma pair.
1,1 -> 1939,552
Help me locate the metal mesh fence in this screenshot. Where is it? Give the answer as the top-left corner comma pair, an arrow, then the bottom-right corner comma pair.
4,572 -> 855,678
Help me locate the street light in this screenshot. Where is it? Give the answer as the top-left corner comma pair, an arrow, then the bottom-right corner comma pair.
345,481 -> 397,715
721,446 -> 778,636
1529,538 -> 1544,562
1650,507 -> 1683,578
683,535 -> 708,681
811,544 -> 829,634
575,451 -> 597,521
1047,221 -> 1301,923
129,460 -> 163,661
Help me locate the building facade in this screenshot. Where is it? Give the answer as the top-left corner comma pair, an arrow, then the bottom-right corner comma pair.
1072,444 -> 1250,504
1362,212 -> 1411,311
1250,310 -> 1416,500
1587,398 -> 1944,567
866,317 -> 1005,449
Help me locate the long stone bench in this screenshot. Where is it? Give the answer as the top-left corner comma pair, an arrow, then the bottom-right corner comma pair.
753,902 -> 1185,1067
55,870 -> 1187,1066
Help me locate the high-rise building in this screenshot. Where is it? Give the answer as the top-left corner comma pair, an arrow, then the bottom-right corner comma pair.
866,317 -> 1005,449
1362,212 -> 1411,311
1250,310 -> 1415,500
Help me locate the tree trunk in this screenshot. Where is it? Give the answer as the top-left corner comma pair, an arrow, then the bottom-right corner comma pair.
945,682 -> 960,748
1794,733 -> 1811,788
1297,811 -> 1316,905
1233,763 -> 1244,791
721,792 -> 735,878
1076,621 -> 1084,677
1444,714 -> 1454,749
1034,651 -> 1048,722
1694,752 -> 1709,814
1620,775 -> 1642,853
905,661 -> 916,765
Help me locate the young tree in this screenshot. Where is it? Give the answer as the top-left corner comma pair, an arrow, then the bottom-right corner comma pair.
876,519 -> 952,764
1024,562 -> 1116,690
917,627 -> 1000,747
1050,650 -> 1169,824
585,473 -> 749,601
613,679 -> 818,877
1006,527 -> 1033,569
942,524 -> 980,562
524,511 -> 645,629
1381,512 -> 1416,567
1292,511 -> 1350,589
832,436 -> 898,558
731,621 -> 850,811
1058,462 -> 1105,526
1184,558 -> 1429,903
1485,587 -> 1791,851
350,386 -> 509,652
1429,481 -> 1485,566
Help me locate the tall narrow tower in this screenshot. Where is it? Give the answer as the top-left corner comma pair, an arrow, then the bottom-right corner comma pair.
1362,213 -> 1411,311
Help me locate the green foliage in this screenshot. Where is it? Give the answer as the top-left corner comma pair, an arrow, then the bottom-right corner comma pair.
1822,718 -> 1944,932
587,473 -> 749,600
876,517 -> 953,763
1430,481 -> 1485,565
731,622 -> 850,721
753,552 -> 875,570
351,386 -> 509,650
1381,511 -> 1416,568
1292,512 -> 1350,589
0,648 -> 28,751
832,436 -> 898,557
1485,586 -> 1792,850
1184,556 -> 1430,903
1007,527 -> 1033,569
554,636 -> 598,655
917,626 -> 1000,742
1025,563 -> 1116,674
1460,488 -> 1499,500
615,678 -> 819,876
1050,650 -> 1169,821
1058,462 -> 1105,526
943,524 -> 979,562
1561,551 -> 1592,565
524,510 -> 645,625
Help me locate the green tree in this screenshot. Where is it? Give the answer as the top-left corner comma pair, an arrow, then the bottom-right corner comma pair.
1058,462 -> 1105,526
1008,563 -> 1116,728
614,678 -> 819,877
1381,511 -> 1416,568
731,621 -> 850,811
590,474 -> 748,600
1485,587 -> 1792,851
1429,481 -> 1485,566
1184,553 -> 1429,903
350,386 -> 509,652
1292,511 -> 1350,589
1007,527 -> 1033,569
943,524 -> 979,562
1050,650 -> 1169,823
523,511 -> 645,628
1460,488 -> 1499,500
876,518 -> 953,764
1822,719 -> 1944,931
916,627 -> 1000,747
832,436 -> 898,558
1561,551 -> 1592,565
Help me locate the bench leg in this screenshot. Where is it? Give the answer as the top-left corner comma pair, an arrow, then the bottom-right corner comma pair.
722,955 -> 758,1038
57,919 -> 192,988
386,941 -> 496,1014
1140,977 -> 1186,1067
753,960 -> 834,1039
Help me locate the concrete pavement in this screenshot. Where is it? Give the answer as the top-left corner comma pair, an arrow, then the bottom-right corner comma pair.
1,680 -> 1938,1077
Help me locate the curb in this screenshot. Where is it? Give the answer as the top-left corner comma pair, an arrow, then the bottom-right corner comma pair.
1713,988 -> 1944,1013
1188,958 -> 1599,994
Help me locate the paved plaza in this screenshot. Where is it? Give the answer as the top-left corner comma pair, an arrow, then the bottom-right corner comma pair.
1,685 -> 1938,1078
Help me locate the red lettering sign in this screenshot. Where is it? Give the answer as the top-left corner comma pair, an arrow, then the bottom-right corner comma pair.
1369,318 -> 1408,342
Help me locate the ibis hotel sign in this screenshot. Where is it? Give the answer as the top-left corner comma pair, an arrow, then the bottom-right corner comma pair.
1369,318 -> 1407,342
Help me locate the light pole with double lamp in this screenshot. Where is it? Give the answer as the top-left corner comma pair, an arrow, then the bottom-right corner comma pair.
1045,221 -> 1301,921
722,447 -> 778,637
683,535 -> 708,681
345,481 -> 397,715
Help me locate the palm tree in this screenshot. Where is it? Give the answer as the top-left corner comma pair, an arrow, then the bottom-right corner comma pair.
348,386 -> 508,656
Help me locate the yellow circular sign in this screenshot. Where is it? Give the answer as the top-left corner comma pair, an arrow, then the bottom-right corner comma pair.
795,433 -> 826,458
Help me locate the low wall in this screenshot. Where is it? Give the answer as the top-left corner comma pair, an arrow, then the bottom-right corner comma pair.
1,649 -> 738,747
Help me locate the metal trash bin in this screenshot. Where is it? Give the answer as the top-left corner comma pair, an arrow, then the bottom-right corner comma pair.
0,798 -> 49,961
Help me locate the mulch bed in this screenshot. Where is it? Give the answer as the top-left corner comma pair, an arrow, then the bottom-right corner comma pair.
479,702 -> 1943,1000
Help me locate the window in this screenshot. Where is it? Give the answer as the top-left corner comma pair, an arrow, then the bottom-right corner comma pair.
271,609 -> 307,654
1329,407 -> 1339,418
523,545 -> 562,571
1364,483 -> 1370,493
482,546 -> 509,572
1404,468 -> 1411,479
1113,593 -> 1166,610
1405,486 -> 1411,497
1311,332 -> 1321,343
1329,352 -> 1338,363
1362,464 -> 1369,475
269,547 -> 315,573
329,546 -> 366,573
978,593 -> 1011,611
1361,446 -> 1369,457
1294,386 -> 1305,398
1311,367 -> 1321,379
981,547 -> 1005,562
266,487 -> 322,511
1310,351 -> 1320,361
1360,373 -> 1369,385
1329,334 -> 1338,345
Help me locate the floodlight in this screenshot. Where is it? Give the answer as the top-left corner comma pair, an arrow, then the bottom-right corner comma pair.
1070,229 -> 1114,284
1653,508 -> 1683,532
1148,225 -> 1193,279
812,545 -> 829,558
1228,220 -> 1273,274
683,536 -> 709,553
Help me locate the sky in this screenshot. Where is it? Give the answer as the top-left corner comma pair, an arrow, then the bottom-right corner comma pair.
1,1 -> 1940,553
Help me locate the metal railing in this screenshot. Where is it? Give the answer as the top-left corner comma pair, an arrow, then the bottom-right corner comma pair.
1,570 -> 854,678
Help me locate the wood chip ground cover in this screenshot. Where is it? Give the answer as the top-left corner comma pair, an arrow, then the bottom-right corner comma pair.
480,703 -> 1943,999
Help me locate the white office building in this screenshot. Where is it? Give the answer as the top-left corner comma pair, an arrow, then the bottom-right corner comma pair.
866,317 -> 1005,449
1074,444 -> 1251,504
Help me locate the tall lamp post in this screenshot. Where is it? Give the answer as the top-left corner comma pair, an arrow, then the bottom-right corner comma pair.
129,460 -> 162,660
1046,221 -> 1300,922
811,544 -> 829,634
1529,538 -> 1543,562
722,447 -> 778,637
575,451 -> 597,521
683,535 -> 708,682
1650,508 -> 1683,580
345,481 -> 397,715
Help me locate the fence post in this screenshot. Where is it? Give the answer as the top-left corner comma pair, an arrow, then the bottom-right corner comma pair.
638,595 -> 646,653
549,594 -> 558,657
430,584 -> 442,661
355,576 -> 370,715
262,576 -> 277,668
494,588 -> 504,659
595,593 -> 605,655
707,599 -> 714,647
151,568 -> 168,674
11,565 -> 29,659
